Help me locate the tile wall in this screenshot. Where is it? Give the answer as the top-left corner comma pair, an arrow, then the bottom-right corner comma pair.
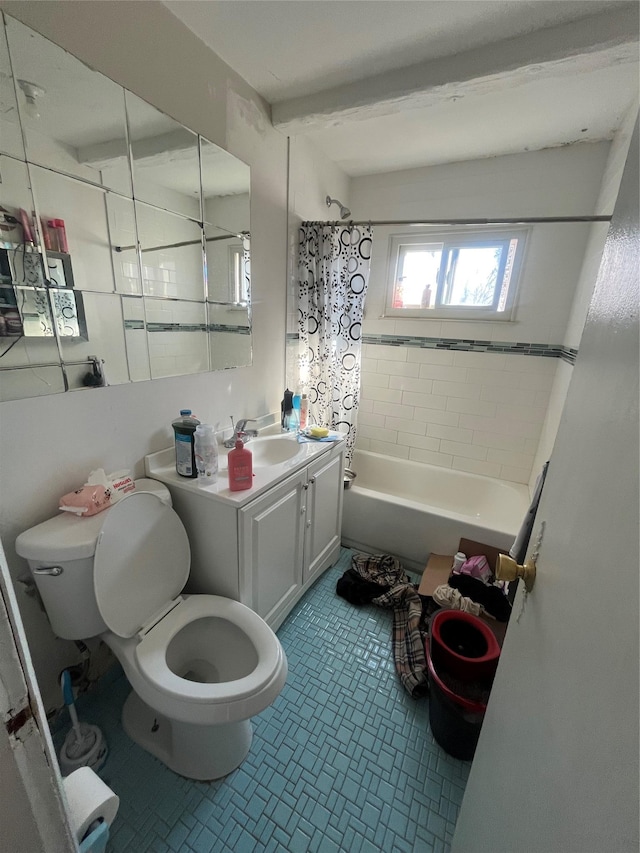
358,342 -> 558,484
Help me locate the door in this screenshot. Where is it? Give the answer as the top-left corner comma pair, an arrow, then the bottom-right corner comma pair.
0,538 -> 78,852
240,469 -> 306,625
452,120 -> 639,852
303,444 -> 344,584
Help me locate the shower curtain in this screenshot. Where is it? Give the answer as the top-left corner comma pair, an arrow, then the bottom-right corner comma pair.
297,223 -> 372,462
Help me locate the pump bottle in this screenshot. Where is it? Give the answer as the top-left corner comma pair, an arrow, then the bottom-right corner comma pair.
194,424 -> 218,486
228,438 -> 253,491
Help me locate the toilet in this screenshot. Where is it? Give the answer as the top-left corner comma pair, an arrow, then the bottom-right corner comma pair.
16,480 -> 288,781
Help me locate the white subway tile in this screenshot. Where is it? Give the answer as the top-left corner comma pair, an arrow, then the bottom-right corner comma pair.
376,360 -> 421,377
427,423 -> 473,444
453,351 -> 507,370
362,387 -> 403,405
355,436 -> 372,451
466,368 -> 521,388
495,403 -> 547,423
418,364 -> 468,383
368,440 -> 410,459
359,398 -> 374,414
373,401 -> 416,419
361,373 -> 391,389
409,447 -> 453,467
509,354 -> 558,374
446,397 -> 498,418
519,372 -> 555,391
452,457 -> 502,478
472,432 -> 527,452
440,440 -> 488,460
413,408 -> 460,427
487,448 -> 536,469
389,375 -> 433,393
500,465 -> 532,484
480,386 -> 536,406
384,416 -> 427,435
432,380 -> 481,400
406,348 -> 455,365
359,424 -> 399,443
402,390 -> 448,410
358,411 -> 387,428
458,414 -> 543,439
394,319 -> 443,337
397,433 -> 441,451
533,389 -> 553,408
361,357 -> 378,373
363,344 -> 407,361
524,438 -> 540,455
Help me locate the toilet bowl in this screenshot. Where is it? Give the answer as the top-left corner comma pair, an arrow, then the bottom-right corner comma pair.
16,481 -> 288,780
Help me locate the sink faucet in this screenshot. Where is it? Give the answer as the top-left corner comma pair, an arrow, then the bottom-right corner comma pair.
224,417 -> 258,448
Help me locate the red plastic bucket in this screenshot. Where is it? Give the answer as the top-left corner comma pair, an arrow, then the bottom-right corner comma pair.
425,639 -> 486,760
430,610 -> 500,682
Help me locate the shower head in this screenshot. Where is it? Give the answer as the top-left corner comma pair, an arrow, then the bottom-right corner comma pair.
326,195 -> 351,220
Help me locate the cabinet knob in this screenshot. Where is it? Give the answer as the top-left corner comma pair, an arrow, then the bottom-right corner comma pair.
309,477 -> 316,485
306,520 -> 312,528
301,506 -> 306,514
303,483 -> 309,491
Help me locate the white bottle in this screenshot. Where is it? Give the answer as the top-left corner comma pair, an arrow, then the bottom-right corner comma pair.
194,424 -> 218,486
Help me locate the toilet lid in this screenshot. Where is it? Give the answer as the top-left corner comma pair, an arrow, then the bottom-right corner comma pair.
94,492 -> 190,638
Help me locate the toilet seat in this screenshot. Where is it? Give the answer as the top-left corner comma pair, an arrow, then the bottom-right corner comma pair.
94,492 -> 190,638
135,594 -> 285,706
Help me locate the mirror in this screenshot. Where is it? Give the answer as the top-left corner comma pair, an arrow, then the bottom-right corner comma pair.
0,13 -> 251,402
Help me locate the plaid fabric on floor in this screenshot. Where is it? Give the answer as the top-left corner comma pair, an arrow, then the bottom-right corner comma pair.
351,553 -> 429,698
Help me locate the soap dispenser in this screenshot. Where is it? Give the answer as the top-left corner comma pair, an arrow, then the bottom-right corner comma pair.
228,438 -> 253,491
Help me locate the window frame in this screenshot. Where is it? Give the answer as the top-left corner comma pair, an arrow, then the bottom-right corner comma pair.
384,227 -> 528,321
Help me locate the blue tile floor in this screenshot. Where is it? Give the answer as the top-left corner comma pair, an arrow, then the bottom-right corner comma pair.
62,549 -> 470,852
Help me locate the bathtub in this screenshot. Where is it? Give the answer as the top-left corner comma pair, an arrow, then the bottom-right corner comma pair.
342,450 -> 530,573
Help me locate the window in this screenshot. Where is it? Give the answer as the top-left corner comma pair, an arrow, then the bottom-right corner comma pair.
385,229 -> 527,320
228,244 -> 249,305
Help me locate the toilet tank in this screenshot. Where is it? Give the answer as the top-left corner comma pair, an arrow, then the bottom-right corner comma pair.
15,479 -> 171,640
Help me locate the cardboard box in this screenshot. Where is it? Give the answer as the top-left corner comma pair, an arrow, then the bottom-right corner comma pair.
418,538 -> 509,646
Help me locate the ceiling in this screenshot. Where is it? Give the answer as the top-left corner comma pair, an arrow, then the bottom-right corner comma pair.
164,0 -> 639,177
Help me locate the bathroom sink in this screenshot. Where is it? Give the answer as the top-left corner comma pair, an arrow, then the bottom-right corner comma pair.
247,435 -> 302,467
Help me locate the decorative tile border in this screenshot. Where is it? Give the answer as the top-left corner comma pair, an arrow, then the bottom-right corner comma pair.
147,323 -> 207,333
125,320 -> 251,335
209,323 -> 251,335
360,333 -> 578,363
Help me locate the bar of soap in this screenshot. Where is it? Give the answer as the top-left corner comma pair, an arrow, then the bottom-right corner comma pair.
309,426 -> 329,438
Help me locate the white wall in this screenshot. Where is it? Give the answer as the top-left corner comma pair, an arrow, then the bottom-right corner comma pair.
350,143 -> 610,484
286,134 -> 350,390
0,0 -> 288,712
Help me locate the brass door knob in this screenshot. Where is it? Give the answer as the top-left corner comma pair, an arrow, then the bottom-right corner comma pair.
496,553 -> 536,592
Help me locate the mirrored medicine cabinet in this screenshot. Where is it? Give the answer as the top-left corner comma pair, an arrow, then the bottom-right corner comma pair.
0,13 -> 251,402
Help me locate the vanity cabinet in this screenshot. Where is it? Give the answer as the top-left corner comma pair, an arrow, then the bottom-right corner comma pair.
240,444 -> 344,627
156,440 -> 344,631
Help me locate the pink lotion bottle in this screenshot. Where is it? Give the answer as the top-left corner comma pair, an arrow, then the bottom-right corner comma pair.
228,438 -> 253,491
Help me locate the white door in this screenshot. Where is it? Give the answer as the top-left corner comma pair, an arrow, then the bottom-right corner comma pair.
452,121 -> 639,852
0,538 -> 78,852
303,444 -> 344,584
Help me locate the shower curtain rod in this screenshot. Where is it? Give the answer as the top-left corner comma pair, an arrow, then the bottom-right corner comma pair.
302,215 -> 612,226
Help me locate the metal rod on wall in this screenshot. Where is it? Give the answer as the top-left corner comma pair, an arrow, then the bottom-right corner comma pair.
114,232 -> 249,254
302,216 -> 612,226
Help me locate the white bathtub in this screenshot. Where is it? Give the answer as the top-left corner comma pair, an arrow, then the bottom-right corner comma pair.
342,450 -> 530,573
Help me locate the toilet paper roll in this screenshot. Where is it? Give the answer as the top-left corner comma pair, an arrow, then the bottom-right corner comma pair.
62,767 -> 119,842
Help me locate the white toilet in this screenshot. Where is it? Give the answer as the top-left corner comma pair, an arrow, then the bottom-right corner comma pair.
16,480 -> 288,781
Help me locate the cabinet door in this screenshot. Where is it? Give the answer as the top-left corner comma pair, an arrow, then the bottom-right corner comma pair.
239,470 -> 306,625
304,445 -> 345,584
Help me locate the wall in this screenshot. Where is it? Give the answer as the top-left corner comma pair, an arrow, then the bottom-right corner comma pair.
350,143 -> 610,484
286,134 -> 350,390
0,0 -> 288,712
